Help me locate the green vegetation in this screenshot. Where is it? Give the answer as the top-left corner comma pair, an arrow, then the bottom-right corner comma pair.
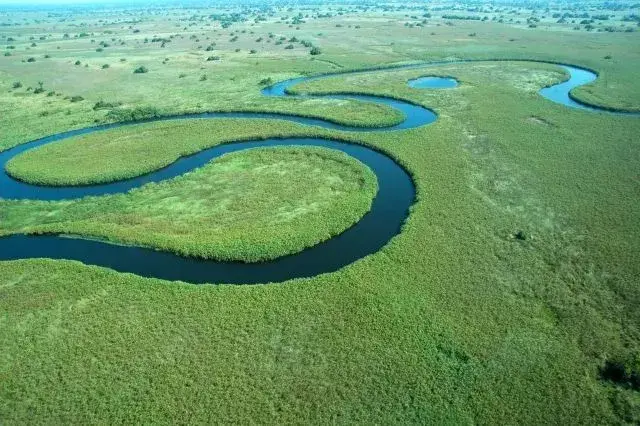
2,145 -> 377,262
6,119 -> 336,185
0,2 -> 639,423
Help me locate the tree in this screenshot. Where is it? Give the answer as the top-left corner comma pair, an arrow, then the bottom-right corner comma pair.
34,81 -> 45,94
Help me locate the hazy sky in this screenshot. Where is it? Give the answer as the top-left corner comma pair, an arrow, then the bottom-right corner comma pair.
0,0 -> 158,4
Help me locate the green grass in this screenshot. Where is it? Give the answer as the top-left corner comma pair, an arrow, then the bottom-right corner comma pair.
1,4 -> 640,424
5,119 -> 336,186
2,144 -> 378,262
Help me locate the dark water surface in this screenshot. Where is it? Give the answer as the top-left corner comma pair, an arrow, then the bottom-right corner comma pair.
0,61 -> 635,284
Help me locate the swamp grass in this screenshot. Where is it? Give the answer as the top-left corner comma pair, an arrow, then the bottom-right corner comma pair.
1,10 -> 639,424
2,145 -> 378,262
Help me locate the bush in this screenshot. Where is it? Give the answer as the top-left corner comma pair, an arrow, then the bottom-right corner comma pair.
600,359 -> 640,390
310,46 -> 321,55
259,77 -> 273,86
12,81 -> 22,89
206,56 -> 220,61
133,66 -> 148,74
70,96 -> 84,103
27,57 -> 36,62
105,106 -> 161,122
74,60 -> 81,65
93,100 -> 122,110
102,64 -> 110,69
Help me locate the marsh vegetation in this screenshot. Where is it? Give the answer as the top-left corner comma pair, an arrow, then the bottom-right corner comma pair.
0,0 -> 639,423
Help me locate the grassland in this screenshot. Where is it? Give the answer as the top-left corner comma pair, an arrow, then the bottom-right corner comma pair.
1,2 -> 640,424
2,143 -> 378,262
5,118 -> 339,185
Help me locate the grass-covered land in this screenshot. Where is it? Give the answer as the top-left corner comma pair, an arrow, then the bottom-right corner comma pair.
5,118 -> 337,186
2,144 -> 378,262
1,1 -> 640,423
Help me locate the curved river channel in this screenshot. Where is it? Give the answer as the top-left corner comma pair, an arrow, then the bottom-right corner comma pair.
0,60 -> 637,284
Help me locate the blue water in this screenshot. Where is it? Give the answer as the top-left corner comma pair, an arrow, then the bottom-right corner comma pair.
408,76 -> 458,89
0,61 -> 637,284
539,65 -> 638,115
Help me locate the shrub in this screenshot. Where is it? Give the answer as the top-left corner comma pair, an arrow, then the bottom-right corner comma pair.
93,100 -> 122,110
600,359 -> 640,390
133,66 -> 148,74
310,46 -> 321,55
513,230 -> 528,241
259,77 -> 273,86
27,57 -> 36,62
33,81 -> 45,94
70,96 -> 84,103
105,106 -> 161,122
206,56 -> 220,61
249,49 -> 257,54
74,60 -> 81,65
102,64 -> 110,69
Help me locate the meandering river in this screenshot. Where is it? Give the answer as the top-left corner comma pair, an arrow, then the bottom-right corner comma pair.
0,61 -> 635,284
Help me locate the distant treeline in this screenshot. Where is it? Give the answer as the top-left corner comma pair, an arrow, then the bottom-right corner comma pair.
442,14 -> 482,21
